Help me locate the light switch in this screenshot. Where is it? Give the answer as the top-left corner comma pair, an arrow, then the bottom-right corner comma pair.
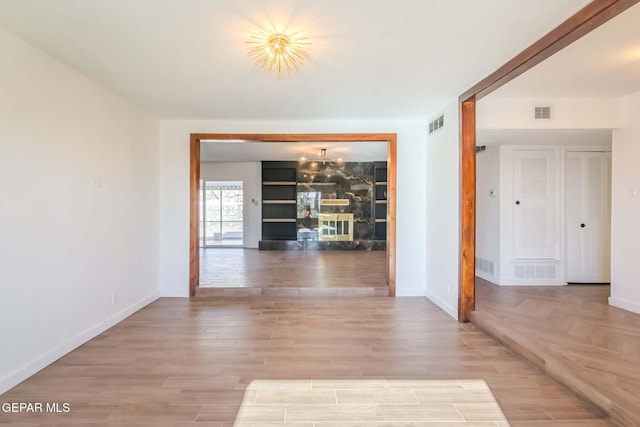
94,175 -> 102,188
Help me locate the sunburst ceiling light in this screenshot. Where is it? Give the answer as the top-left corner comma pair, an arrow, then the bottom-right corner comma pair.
247,29 -> 311,77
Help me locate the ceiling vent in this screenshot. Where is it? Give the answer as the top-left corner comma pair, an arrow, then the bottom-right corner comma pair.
534,106 -> 552,120
428,114 -> 444,134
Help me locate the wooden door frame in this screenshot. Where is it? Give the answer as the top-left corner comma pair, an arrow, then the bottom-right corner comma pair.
189,133 -> 397,297
457,0 -> 639,322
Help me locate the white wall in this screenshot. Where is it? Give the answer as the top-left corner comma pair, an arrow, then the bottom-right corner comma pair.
610,90 -> 640,314
159,119 -> 428,299
477,97 -> 621,129
425,102 -> 460,318
475,146 -> 500,283
0,26 -> 160,393
200,162 -> 261,248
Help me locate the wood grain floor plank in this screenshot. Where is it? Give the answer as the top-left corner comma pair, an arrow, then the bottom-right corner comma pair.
473,279 -> 639,426
0,296 -> 613,425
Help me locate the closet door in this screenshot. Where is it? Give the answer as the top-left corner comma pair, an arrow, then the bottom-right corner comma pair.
513,149 -> 558,259
565,152 -> 611,283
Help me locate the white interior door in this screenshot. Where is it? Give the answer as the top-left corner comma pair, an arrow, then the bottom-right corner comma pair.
513,149 -> 558,259
565,152 -> 611,283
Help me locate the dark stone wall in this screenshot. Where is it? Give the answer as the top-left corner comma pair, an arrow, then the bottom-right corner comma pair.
297,162 -> 374,240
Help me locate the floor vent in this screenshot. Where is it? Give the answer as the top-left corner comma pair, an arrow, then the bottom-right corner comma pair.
514,264 -> 556,279
428,114 -> 445,134
534,106 -> 552,120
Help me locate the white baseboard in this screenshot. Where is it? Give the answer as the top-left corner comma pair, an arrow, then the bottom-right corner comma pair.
424,291 -> 457,320
0,291 -> 160,394
475,271 -> 499,284
160,287 -> 189,297
609,296 -> 640,315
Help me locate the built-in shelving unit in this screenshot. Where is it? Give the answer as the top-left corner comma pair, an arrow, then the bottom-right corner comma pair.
373,161 -> 387,240
262,161 -> 298,240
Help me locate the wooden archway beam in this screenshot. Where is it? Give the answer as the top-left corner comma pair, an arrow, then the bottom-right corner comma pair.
458,0 -> 640,322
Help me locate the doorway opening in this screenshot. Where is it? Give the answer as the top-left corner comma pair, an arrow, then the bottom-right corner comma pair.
457,1 -> 635,322
189,134 -> 397,297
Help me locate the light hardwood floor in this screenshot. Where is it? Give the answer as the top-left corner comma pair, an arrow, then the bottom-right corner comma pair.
199,249 -> 388,297
0,296 -> 611,426
472,278 -> 640,427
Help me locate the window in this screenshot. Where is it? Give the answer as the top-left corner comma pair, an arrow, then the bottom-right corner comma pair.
199,181 -> 243,247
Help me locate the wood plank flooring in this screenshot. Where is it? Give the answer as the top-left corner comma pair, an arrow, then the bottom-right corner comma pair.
199,249 -> 387,291
0,296 -> 612,426
472,278 -> 640,426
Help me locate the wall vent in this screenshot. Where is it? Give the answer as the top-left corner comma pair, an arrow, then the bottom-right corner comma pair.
475,257 -> 495,276
514,263 -> 556,280
534,106 -> 552,120
428,114 -> 445,134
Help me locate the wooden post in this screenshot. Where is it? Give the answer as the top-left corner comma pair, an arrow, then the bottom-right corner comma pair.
459,99 -> 476,322
189,136 -> 200,297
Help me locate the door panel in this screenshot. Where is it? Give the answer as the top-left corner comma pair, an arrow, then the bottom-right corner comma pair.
513,150 -> 557,259
564,152 -> 611,283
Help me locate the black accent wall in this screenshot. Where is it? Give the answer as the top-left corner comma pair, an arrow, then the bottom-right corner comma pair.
261,160 -> 387,242
297,162 -> 375,240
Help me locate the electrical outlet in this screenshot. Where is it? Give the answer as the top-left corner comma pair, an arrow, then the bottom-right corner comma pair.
111,293 -> 117,305
94,175 -> 102,188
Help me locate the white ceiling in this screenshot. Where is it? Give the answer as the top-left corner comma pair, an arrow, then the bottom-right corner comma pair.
492,3 -> 640,98
0,0 -> 591,120
201,141 -> 387,162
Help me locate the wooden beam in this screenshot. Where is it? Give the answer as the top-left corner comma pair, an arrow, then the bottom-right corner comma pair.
459,99 -> 476,323
189,133 -> 398,297
387,134 -> 397,297
189,135 -> 200,297
191,133 -> 395,142
460,0 -> 640,102
457,0 -> 639,322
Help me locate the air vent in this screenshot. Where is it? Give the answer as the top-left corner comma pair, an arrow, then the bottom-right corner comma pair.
514,263 -> 556,279
534,106 -> 552,120
428,114 -> 445,134
475,257 -> 495,276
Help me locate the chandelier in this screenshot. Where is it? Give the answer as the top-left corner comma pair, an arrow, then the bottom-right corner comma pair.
247,29 -> 311,77
300,148 -> 343,165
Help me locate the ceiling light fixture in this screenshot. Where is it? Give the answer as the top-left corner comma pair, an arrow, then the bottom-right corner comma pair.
300,148 -> 343,165
247,29 -> 311,77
